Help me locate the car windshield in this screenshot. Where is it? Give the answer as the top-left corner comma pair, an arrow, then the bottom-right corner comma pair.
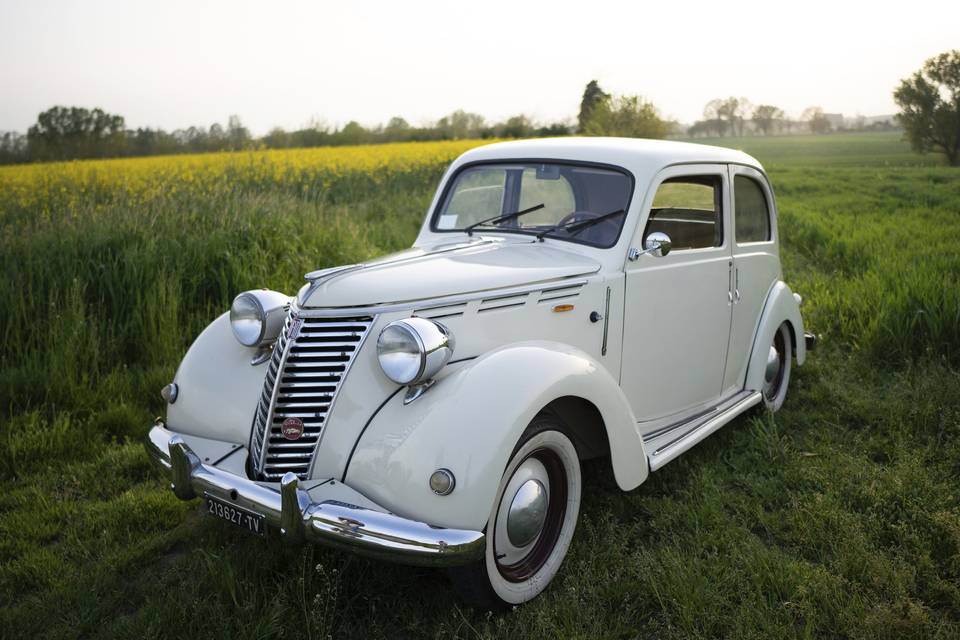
432,162 -> 633,248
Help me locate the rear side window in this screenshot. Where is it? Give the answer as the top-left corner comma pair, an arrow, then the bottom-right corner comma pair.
734,176 -> 771,243
645,175 -> 722,250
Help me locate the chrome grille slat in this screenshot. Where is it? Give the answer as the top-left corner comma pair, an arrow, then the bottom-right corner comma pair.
279,372 -> 343,381
248,313 -> 374,481
265,440 -> 319,449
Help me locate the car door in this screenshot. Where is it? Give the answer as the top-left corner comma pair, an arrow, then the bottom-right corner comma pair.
720,165 -> 781,395
621,164 -> 733,424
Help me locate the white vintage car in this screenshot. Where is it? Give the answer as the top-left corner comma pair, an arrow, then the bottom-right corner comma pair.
147,137 -> 814,608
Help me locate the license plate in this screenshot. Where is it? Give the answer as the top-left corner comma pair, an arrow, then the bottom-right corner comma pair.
204,494 -> 266,537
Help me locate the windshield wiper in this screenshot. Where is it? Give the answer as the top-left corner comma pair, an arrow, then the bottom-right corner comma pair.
535,208 -> 626,242
464,203 -> 545,236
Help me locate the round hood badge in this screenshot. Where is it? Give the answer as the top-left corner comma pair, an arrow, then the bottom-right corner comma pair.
281,417 -> 305,441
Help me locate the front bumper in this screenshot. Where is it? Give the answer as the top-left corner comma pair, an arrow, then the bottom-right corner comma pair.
146,422 -> 485,566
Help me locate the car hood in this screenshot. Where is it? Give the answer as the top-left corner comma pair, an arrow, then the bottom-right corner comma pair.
298,237 -> 601,308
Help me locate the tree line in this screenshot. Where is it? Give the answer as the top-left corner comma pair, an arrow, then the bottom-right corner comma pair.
2,51 -> 957,166
0,83 -> 673,165
0,107 -> 572,165
686,99 -> 898,137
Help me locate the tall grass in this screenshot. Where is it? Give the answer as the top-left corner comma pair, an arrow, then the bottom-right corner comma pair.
1,133 -> 958,638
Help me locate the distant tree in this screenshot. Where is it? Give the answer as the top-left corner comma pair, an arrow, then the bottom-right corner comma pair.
226,115 -> 251,150
337,121 -> 370,145
583,95 -> 668,139
436,110 -> 485,139
536,121 -> 573,137
26,106 -> 126,160
704,97 -> 750,137
733,98 -> 752,136
263,127 -> 292,148
498,114 -> 534,138
383,116 -> 411,141
578,80 -> 610,133
0,131 -> 27,163
702,100 -> 729,136
801,106 -> 832,134
894,49 -> 960,166
752,104 -> 785,135
208,123 -> 225,150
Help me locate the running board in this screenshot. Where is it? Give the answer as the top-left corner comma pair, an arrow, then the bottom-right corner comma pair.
643,391 -> 762,471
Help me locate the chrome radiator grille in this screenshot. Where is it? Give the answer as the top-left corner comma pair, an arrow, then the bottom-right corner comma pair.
249,313 -> 374,481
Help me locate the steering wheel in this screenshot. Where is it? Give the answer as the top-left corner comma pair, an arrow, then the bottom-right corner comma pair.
556,210 -> 600,228
555,210 -> 619,243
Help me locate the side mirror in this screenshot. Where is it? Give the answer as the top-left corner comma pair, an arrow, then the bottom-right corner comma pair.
642,231 -> 672,258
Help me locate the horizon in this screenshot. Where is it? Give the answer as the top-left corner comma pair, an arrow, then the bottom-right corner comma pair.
1,0 -> 957,136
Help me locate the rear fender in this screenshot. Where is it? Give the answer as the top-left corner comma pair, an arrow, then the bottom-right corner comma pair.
745,281 -> 806,393
343,341 -> 648,531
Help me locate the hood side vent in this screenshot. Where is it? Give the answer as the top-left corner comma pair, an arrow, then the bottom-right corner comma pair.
478,292 -> 529,313
537,283 -> 585,304
413,302 -> 468,320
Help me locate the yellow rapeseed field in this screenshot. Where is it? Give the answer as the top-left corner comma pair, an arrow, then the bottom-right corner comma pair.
0,139 -> 494,213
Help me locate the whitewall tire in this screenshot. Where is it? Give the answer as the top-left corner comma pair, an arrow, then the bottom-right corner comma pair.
448,416 -> 582,609
761,323 -> 792,411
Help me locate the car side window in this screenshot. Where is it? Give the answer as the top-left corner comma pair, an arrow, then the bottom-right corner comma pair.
734,175 -> 771,243
644,175 -> 722,250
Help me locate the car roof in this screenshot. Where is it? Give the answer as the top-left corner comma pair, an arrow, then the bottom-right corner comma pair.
451,137 -> 764,179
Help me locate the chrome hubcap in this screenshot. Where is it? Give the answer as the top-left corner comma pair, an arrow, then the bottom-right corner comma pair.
494,455 -> 552,567
764,345 -> 780,384
762,330 -> 787,400
506,479 -> 547,547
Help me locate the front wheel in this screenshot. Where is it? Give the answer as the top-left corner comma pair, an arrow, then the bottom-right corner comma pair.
448,416 -> 582,609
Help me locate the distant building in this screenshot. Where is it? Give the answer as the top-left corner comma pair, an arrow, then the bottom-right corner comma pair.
823,113 -> 844,130
863,114 -> 896,126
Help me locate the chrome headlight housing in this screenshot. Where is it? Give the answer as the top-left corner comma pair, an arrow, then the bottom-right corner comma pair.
229,289 -> 290,347
377,318 -> 455,385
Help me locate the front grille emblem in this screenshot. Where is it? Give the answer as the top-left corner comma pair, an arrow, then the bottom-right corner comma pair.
281,417 -> 305,441
287,316 -> 303,341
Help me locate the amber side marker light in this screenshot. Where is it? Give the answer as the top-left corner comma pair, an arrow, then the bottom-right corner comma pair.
552,304 -> 575,313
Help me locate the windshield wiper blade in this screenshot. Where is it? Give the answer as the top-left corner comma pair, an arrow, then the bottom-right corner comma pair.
464,203 -> 545,236
535,208 -> 626,241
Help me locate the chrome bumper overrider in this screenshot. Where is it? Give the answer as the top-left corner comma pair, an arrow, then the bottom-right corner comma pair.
145,422 -> 485,566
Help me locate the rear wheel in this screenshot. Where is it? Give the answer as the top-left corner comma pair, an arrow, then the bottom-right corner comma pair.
761,323 -> 792,411
448,415 -> 582,609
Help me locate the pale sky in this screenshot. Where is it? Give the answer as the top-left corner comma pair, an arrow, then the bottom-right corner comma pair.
1,0 -> 957,134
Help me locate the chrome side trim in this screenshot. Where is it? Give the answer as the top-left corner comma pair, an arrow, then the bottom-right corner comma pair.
646,391 -> 761,471
299,240 -> 500,305
601,286 -> 611,356
146,424 -> 485,567
297,278 -> 592,316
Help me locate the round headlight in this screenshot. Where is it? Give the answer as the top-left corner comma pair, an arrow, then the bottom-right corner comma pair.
230,290 -> 290,347
377,318 -> 455,385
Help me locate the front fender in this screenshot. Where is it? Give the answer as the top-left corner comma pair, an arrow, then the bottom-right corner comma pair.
166,312 -> 266,444
745,281 -> 807,393
344,341 -> 648,531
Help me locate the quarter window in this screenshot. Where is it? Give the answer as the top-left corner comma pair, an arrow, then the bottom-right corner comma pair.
644,175 -> 722,250
734,176 -> 771,243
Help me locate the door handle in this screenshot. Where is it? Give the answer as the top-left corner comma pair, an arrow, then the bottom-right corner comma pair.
734,267 -> 741,303
727,261 -> 734,304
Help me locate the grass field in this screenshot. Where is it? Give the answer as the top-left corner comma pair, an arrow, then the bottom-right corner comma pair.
1,132 -> 959,639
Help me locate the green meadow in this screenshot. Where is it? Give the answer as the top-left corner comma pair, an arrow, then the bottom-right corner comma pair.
1,132 -> 958,638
